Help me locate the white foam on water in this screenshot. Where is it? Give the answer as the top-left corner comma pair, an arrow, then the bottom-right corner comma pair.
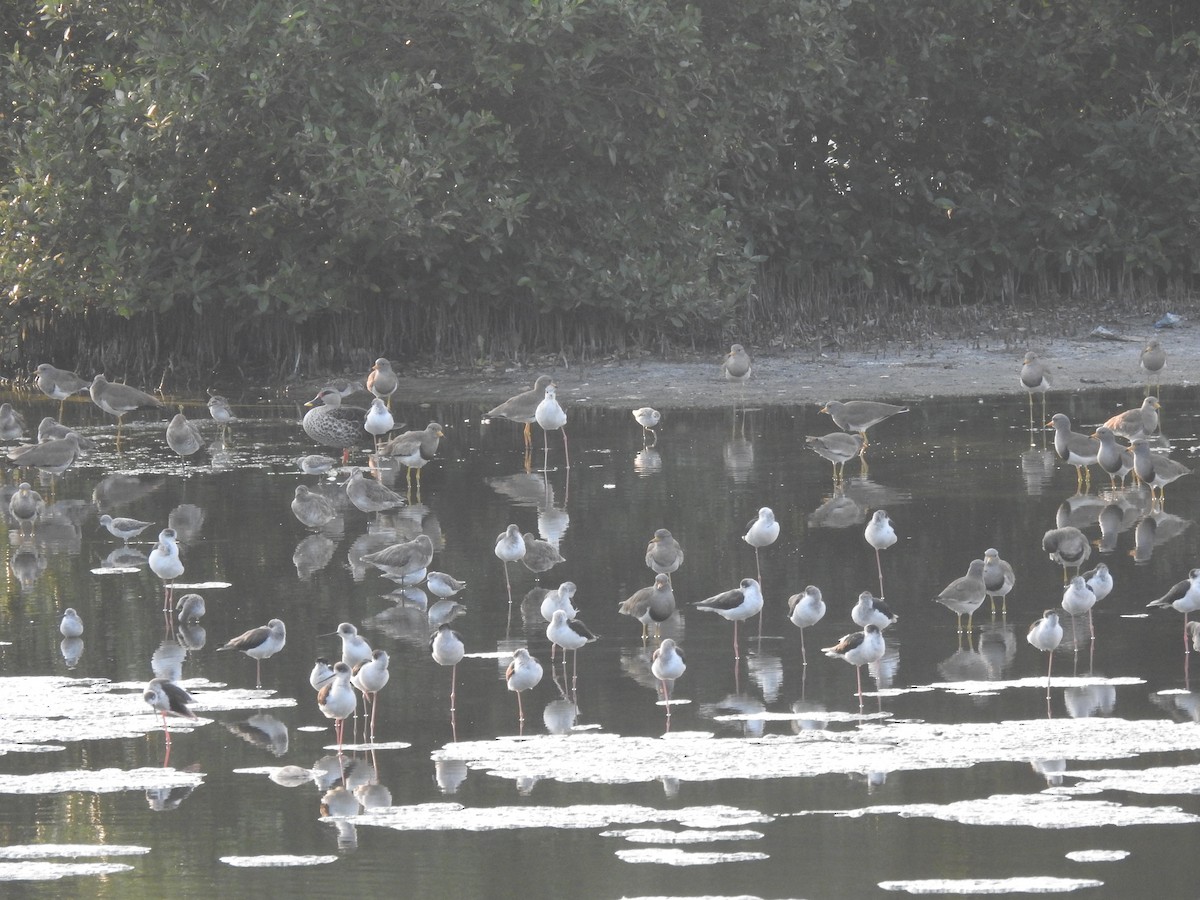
600,828 -> 764,844
0,861 -> 135,881
1064,850 -> 1129,862
173,581 -> 233,589
0,767 -> 204,795
878,877 -> 1103,893
0,845 -> 150,859
220,855 -> 338,868
429,717 -> 1200,785
338,802 -> 770,832
88,567 -> 141,575
1055,762 -> 1200,796
615,849 -> 768,866
813,792 -> 1198,828
328,741 -> 411,752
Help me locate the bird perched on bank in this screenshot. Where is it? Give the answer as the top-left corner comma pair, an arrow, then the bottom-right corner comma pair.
1140,340 -> 1166,393
1103,395 -> 1160,441
820,400 -> 909,449
486,375 -> 553,449
1042,526 -> 1091,581
632,407 -> 661,444
806,432 -> 865,481
303,388 -> 369,463
1047,413 -> 1099,489
99,514 -> 154,543
722,343 -> 752,383
379,422 -> 444,491
218,618 -> 287,687
1020,351 -> 1051,435
618,573 -> 676,640
645,528 -> 684,575
366,358 -> 399,409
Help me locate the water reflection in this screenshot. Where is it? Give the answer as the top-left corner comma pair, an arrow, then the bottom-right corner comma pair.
1,388 -> 1199,897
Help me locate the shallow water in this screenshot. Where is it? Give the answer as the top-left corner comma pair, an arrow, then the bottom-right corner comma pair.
1,384 -> 1199,897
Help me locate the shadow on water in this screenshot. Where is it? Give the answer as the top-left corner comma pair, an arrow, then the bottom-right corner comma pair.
0,384 -> 1198,896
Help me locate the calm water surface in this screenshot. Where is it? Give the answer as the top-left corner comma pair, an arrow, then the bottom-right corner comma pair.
1,383 -> 1199,897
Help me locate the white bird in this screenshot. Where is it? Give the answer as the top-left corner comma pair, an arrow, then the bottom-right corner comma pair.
743,508 -> 779,626
852,591 -> 897,631
539,581 -> 578,630
694,578 -> 763,658
1148,568 -> 1200,652
1083,563 -> 1113,604
148,528 -> 184,611
546,608 -> 598,682
494,524 -> 526,605
351,649 -> 391,740
329,622 -> 373,669
822,625 -> 886,705
1027,609 -> 1064,699
1061,575 -> 1098,642
143,678 -> 197,751
864,510 -> 897,597
430,624 -> 466,712
309,658 -> 336,692
505,648 -> 544,725
651,639 -> 686,712
317,662 -> 356,752
218,618 -> 287,688
59,608 -> 83,638
363,398 -> 395,449
632,407 -> 661,444
534,383 -> 569,470
787,586 -> 826,665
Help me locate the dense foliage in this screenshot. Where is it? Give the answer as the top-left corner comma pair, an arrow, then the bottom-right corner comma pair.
1,0 -> 1198,377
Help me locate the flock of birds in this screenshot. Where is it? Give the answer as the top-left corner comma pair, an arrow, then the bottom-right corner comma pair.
4,336 -> 1197,760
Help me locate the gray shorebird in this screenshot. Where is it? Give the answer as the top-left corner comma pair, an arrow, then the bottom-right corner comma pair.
1140,340 -> 1166,394
1041,526 -> 1091,582
486,375 -> 553,449
366,358 -> 399,409
982,548 -> 1016,615
99,514 -> 154,543
218,618 -> 287,687
722,343 -> 752,383
344,467 -> 405,514
1131,439 -> 1191,504
89,375 -> 163,438
35,364 -> 90,418
1047,413 -> 1099,490
933,559 -> 987,634
1020,352 -> 1051,441
806,432 -> 865,481
165,412 -> 203,462
379,422 -> 444,491
645,528 -> 684,575
1103,396 -> 1160,441
820,400 -> 908,449
618,573 -> 675,640
1092,425 -> 1134,488
0,403 -> 26,441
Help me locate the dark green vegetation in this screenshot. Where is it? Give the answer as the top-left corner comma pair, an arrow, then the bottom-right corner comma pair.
1,1 -> 1198,379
